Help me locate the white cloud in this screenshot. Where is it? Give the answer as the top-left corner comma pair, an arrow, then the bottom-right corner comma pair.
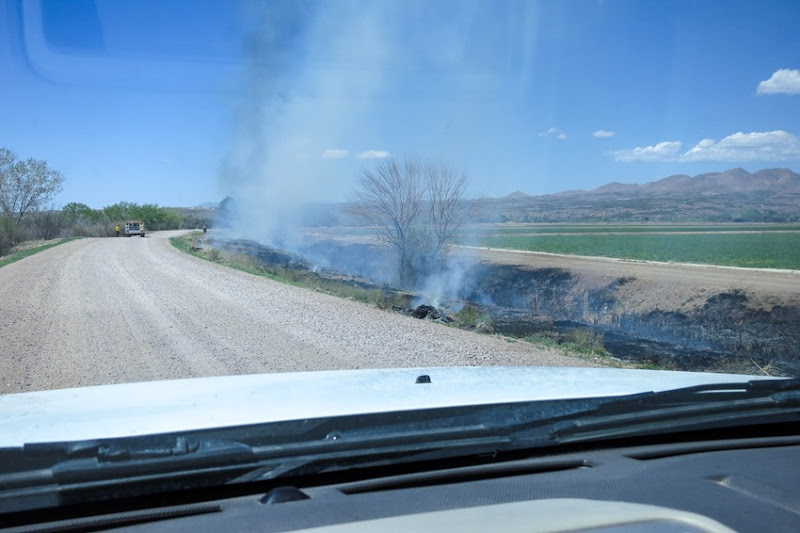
611,141 -> 682,162
611,130 -> 800,163
322,148 -> 349,159
592,129 -> 615,138
539,127 -> 567,140
681,130 -> 800,161
356,150 -> 391,159
757,69 -> 800,95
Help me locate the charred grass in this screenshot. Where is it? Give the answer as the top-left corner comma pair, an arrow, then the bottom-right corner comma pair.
171,232 -> 411,309
173,233 -> 675,369
172,233 -> 652,368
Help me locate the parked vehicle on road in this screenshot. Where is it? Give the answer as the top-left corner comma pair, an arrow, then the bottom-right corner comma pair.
124,220 -> 145,237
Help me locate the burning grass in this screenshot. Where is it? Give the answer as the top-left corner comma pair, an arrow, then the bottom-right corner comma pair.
171,232 -> 635,368
171,232 -> 411,310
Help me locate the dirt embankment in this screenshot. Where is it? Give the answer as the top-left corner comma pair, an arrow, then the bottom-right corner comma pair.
452,247 -> 800,375
252,237 -> 800,376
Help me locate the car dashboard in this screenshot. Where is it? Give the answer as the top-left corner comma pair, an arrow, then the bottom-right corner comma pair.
3,433 -> 797,532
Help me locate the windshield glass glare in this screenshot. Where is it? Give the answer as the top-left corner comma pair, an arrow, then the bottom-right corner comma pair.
1,0 -> 798,395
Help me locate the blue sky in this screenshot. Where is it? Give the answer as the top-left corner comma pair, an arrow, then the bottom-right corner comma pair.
1,0 -> 799,209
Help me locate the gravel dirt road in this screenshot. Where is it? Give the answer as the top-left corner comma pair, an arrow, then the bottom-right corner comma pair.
0,232 -> 591,394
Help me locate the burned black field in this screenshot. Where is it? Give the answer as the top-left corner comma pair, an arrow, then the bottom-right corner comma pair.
206,235 -> 800,376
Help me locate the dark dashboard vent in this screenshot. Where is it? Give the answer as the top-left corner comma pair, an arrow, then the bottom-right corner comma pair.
626,435 -> 800,461
7,503 -> 221,533
338,459 -> 591,495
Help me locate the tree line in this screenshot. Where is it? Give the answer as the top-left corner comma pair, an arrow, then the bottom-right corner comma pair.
3,146 -> 482,289
0,147 -> 212,256
60,201 -> 189,236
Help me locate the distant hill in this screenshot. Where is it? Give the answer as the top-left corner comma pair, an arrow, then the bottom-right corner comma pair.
561,168 -> 800,196
487,168 -> 800,223
504,190 -> 531,199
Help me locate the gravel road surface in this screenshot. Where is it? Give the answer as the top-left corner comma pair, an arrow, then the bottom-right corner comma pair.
0,232 -> 590,394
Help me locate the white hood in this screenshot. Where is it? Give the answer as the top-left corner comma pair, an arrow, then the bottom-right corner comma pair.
0,366 -> 764,447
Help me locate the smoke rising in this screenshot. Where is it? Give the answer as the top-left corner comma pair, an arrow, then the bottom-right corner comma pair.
219,0 -> 520,303
219,1 -> 389,245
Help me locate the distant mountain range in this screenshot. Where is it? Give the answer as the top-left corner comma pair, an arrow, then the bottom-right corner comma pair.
492,168 -> 800,222
504,168 -> 800,197
583,168 -> 800,196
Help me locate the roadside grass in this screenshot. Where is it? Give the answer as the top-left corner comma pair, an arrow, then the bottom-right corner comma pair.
520,330 -> 634,368
469,232 -> 800,270
170,232 -> 411,310
0,238 -> 79,268
453,304 -> 495,333
448,304 -> 656,369
451,301 -> 628,365
709,355 -> 784,377
520,329 -> 783,375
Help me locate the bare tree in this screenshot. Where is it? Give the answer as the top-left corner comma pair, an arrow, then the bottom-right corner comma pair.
0,147 -> 65,227
348,157 -> 478,286
424,158 -> 479,257
347,158 -> 424,285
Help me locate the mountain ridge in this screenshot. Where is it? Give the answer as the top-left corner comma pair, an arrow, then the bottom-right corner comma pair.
551,168 -> 800,196
488,168 -> 800,222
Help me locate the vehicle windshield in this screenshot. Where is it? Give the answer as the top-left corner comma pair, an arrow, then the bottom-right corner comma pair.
3,3 -> 800,529
1,1 -> 799,428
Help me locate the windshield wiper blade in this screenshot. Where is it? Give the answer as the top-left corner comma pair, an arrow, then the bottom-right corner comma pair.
0,423 -> 511,511
51,438 -> 257,484
529,378 -> 800,445
1,437 -> 256,491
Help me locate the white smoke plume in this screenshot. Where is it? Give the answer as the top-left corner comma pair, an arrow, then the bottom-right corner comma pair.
218,1 -> 525,301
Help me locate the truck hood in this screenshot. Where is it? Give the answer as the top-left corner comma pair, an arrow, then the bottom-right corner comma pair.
0,366 -> 766,447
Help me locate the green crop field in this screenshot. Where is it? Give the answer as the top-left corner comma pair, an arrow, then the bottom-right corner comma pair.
465,230 -> 800,270
467,223 -> 800,235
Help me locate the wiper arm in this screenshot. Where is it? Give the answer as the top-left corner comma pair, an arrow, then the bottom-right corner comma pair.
528,378 -> 800,445
52,437 -> 256,484
1,437 -> 256,493
0,423 -> 511,514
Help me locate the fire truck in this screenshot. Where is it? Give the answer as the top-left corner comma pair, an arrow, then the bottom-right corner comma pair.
123,220 -> 145,237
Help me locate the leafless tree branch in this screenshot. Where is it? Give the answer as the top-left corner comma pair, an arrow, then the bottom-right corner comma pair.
348,156 -> 477,286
